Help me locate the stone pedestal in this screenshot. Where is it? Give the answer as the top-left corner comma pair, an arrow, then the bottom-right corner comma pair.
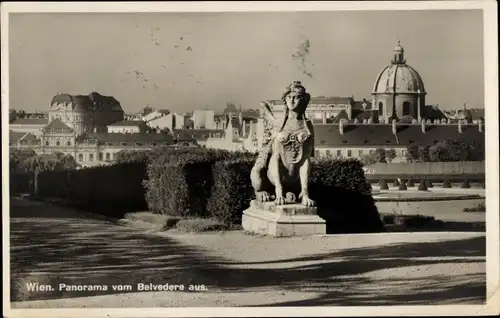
242,200 -> 326,237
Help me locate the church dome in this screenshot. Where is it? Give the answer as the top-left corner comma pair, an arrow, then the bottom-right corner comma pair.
372,41 -> 426,95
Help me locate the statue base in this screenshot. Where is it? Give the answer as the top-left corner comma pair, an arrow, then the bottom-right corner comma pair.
242,200 -> 326,237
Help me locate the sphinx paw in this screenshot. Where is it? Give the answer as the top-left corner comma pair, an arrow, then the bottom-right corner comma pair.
275,196 -> 286,206
300,195 -> 316,207
256,191 -> 271,202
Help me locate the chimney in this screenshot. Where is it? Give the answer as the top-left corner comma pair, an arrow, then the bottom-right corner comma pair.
392,119 -> 397,135
322,113 -> 327,124
421,119 -> 426,133
458,120 -> 463,133
339,119 -> 345,135
347,104 -> 352,120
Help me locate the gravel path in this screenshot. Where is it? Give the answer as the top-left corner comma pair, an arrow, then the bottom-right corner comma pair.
9,198 -> 486,308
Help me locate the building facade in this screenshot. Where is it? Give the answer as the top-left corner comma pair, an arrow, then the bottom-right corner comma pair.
9,118 -> 49,137
147,113 -> 187,131
107,120 -> 148,134
49,92 -> 124,136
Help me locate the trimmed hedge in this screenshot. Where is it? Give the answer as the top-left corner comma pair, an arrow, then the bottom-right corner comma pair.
35,148 -> 383,234
309,158 -> 383,233
461,179 -> 471,189
407,178 -> 415,187
206,159 -> 255,226
10,172 -> 34,195
442,179 -> 452,188
148,154 -> 383,234
398,181 -> 407,191
418,180 -> 428,191
144,148 -> 256,217
207,158 -> 384,234
37,162 -> 147,218
379,179 -> 389,190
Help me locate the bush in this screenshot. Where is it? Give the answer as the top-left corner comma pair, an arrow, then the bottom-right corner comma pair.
463,202 -> 486,212
398,181 -> 407,191
206,159 -> 255,225
207,157 -> 382,234
174,218 -> 229,232
407,178 -> 415,187
418,180 -> 428,191
306,158 -> 383,234
379,179 -> 389,190
144,148 -> 256,217
461,179 -> 471,189
442,179 -> 452,188
37,162 -> 147,218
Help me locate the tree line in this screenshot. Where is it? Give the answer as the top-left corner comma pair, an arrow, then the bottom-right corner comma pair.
360,139 -> 484,165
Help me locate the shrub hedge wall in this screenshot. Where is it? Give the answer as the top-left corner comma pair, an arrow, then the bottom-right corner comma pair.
144,149 -> 256,217
35,148 -> 383,234
37,162 -> 147,218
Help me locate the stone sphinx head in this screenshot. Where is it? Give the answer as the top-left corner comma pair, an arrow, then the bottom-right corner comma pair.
281,81 -> 311,115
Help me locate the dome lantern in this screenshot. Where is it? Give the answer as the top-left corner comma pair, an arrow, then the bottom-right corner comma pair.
392,40 -> 406,65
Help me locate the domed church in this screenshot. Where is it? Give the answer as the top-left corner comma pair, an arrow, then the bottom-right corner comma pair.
372,41 -> 427,123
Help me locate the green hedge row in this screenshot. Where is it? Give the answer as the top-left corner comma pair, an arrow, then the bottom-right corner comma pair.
146,152 -> 383,234
144,149 -> 256,217
37,163 -> 147,218
35,147 -> 383,234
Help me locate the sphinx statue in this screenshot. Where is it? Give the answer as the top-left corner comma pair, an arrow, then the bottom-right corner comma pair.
250,81 -> 316,207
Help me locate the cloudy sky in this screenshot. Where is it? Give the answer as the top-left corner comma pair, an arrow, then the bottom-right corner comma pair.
9,9 -> 484,113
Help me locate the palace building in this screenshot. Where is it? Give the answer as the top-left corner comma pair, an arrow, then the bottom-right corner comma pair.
204,41 -> 484,161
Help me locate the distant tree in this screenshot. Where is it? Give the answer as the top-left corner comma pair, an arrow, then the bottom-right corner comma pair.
417,145 -> 430,162
361,153 -> 378,166
385,148 -> 397,163
141,106 -> 154,116
224,102 -> 238,114
17,153 -> 77,194
115,150 -> 153,164
9,110 -> 18,123
428,141 -> 450,162
9,149 -> 37,174
413,139 -> 484,162
446,139 -> 484,161
375,148 -> 387,163
405,144 -> 420,162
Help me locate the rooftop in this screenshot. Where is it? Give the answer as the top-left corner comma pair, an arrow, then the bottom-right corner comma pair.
77,132 -> 175,145
108,120 -> 147,127
313,123 -> 485,147
10,118 -> 49,126
43,119 -> 73,132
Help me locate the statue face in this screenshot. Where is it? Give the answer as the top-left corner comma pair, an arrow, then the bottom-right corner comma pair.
285,88 -> 306,112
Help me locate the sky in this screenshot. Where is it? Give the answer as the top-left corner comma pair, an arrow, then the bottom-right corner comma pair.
8,10 -> 484,113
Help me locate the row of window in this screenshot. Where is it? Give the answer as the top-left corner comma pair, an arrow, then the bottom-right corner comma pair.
77,152 -> 115,162
315,149 -> 406,158
45,140 -> 72,146
44,140 -> 167,147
